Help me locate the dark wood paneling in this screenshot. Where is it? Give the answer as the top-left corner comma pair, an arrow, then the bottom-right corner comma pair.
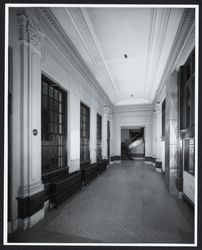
111,155 -> 121,161
145,156 -> 153,162
130,153 -> 145,157
155,161 -> 162,169
183,194 -> 194,212
176,177 -> 183,192
17,191 -> 44,219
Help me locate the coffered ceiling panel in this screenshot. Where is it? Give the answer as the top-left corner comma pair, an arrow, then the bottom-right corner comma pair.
50,7 -> 185,106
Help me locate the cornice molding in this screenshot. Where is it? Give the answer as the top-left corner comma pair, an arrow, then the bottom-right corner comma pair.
154,8 -> 195,103
146,9 -> 172,98
144,9 -> 172,97
39,7 -> 113,107
64,7 -> 119,103
80,8 -> 120,97
144,9 -> 156,95
113,103 -> 154,114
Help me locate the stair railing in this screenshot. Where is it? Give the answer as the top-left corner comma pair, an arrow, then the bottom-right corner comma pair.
125,133 -> 143,146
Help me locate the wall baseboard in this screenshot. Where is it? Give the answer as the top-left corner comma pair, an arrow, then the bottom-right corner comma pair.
155,161 -> 162,169
183,193 -> 194,212
17,190 -> 44,219
111,155 -> 121,161
7,219 -> 18,234
18,208 -> 45,231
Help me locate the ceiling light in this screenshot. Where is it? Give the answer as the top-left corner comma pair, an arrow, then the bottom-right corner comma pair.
124,54 -> 128,58
131,94 -> 134,97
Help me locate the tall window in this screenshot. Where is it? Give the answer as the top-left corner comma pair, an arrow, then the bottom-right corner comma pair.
184,139 -> 195,176
162,99 -> 166,138
179,49 -> 195,177
96,113 -> 102,161
80,103 -> 90,162
41,75 -> 67,175
180,48 -> 195,130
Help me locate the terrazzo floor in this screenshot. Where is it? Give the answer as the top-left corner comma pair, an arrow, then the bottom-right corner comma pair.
8,160 -> 194,244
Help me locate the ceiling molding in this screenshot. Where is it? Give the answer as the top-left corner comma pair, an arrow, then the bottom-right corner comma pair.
175,21 -> 195,69
63,8 -> 119,103
144,9 -> 157,96
144,9 -> 172,99
39,7 -> 113,107
154,8 -> 195,103
146,9 -> 172,98
81,8 -> 120,96
113,103 -> 154,114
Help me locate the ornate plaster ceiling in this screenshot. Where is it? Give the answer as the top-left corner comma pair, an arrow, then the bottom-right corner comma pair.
50,7 -> 185,106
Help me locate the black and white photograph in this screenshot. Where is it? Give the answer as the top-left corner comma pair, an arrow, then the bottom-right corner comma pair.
2,2 -> 200,247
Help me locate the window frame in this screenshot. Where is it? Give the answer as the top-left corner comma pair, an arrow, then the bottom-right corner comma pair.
96,113 -> 102,161
161,98 -> 166,139
41,75 -> 67,175
80,102 -> 90,163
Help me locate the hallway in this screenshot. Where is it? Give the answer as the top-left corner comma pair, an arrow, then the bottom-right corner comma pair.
8,161 -> 194,244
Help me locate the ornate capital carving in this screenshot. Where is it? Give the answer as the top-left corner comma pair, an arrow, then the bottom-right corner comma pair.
155,103 -> 161,112
17,13 -> 28,41
17,13 -> 45,52
104,104 -> 109,113
27,20 -> 45,51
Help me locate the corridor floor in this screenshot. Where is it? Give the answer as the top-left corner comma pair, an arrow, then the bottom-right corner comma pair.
8,161 -> 194,244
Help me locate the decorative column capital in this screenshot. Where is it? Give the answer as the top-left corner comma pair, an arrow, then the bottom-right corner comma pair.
27,20 -> 45,51
104,104 -> 109,114
17,13 -> 28,41
155,102 -> 161,112
17,13 -> 45,52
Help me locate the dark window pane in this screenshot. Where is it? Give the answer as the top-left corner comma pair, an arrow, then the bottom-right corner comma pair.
49,86 -> 53,98
59,92 -> 62,102
43,82 -> 48,94
41,76 -> 67,174
54,89 -> 58,101
184,139 -> 195,176
80,103 -> 90,163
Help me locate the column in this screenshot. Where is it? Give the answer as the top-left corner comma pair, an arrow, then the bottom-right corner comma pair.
16,13 -> 45,229
69,92 -> 80,172
90,106 -> 97,163
165,71 -> 179,193
155,103 -> 162,168
144,122 -> 152,159
102,105 -> 108,159
152,110 -> 157,162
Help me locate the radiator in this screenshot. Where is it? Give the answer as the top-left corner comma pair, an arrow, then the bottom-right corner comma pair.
81,163 -> 98,185
98,159 -> 108,174
50,171 -> 82,208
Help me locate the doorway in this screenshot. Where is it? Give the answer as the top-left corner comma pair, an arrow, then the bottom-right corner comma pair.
121,127 -> 145,160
